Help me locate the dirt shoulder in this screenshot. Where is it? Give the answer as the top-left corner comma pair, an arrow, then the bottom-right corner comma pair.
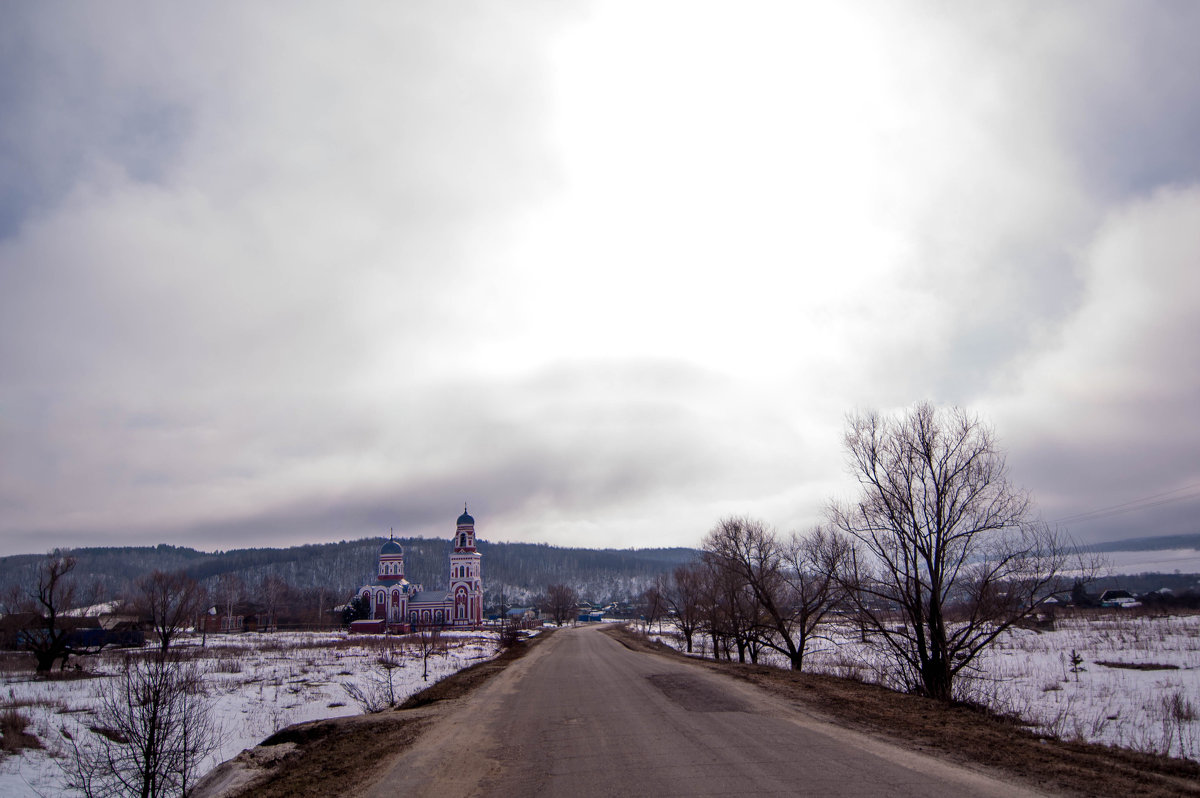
191,631 -> 552,798
604,625 -> 1200,798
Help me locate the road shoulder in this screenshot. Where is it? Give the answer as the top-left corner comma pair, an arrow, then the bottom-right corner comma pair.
191,630 -> 555,798
605,625 -> 1200,798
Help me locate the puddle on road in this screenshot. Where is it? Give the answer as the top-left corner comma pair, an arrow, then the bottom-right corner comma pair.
646,673 -> 748,712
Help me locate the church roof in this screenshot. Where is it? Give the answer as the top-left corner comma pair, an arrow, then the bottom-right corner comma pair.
409,590 -> 451,605
367,577 -> 410,588
457,504 -> 474,526
380,536 -> 403,555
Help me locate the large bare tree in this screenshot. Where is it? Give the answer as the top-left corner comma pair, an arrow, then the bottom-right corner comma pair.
830,402 -> 1074,701
22,553 -> 79,673
136,570 -> 202,657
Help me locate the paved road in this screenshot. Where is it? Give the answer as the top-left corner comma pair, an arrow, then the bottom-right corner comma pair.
365,625 -> 1044,798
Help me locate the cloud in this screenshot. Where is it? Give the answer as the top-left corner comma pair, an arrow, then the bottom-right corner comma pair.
992,185 -> 1200,539
3,2 -> 1200,556
0,3 -> 580,549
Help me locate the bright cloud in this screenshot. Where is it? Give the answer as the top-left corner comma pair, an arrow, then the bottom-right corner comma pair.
2,2 -> 1199,555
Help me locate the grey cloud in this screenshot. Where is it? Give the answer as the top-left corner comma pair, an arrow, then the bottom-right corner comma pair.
7,357 -> 807,553
994,186 -> 1200,542
4,2 -> 1200,558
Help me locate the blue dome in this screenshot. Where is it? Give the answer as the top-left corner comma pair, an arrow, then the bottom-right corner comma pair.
380,538 -> 403,555
457,505 -> 474,526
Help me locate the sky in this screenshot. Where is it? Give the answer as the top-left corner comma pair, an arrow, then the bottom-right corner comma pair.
2,1 -> 1200,557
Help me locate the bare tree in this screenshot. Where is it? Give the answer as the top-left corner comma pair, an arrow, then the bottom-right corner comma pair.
640,582 -> 667,633
703,518 -> 846,671
776,526 -> 851,669
414,627 -> 443,681
136,571 -> 202,657
543,583 -> 577,627
214,574 -> 243,634
663,563 -> 705,653
21,553 -> 79,673
830,403 -> 1077,701
698,551 -> 761,663
62,655 -> 220,798
259,574 -> 289,632
342,642 -> 406,712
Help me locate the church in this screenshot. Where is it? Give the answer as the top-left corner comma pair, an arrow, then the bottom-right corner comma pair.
354,506 -> 484,630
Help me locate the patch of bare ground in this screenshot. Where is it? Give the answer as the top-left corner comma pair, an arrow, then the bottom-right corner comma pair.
605,625 -> 1200,798
194,631 -> 551,798
0,707 -> 43,757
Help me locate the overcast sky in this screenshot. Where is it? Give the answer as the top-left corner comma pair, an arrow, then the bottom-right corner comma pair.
2,1 -> 1199,557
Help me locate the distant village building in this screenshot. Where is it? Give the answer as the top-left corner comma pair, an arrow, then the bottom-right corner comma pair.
354,506 -> 484,630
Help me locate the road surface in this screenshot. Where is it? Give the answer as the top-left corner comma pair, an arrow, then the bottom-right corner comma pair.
364,625 -> 1044,797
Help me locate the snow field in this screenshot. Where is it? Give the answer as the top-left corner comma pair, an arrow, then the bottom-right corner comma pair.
0,629 -> 502,797
655,612 -> 1200,761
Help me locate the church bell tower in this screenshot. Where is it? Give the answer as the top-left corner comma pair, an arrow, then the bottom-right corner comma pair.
448,505 -> 483,626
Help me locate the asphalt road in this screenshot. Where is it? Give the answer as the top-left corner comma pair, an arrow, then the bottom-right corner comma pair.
365,625 -> 1045,798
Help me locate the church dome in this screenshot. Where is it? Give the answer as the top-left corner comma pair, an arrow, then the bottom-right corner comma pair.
457,505 -> 474,526
380,537 -> 403,555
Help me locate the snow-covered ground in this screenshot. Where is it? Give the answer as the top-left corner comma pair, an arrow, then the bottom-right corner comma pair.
0,629 -> 503,797
656,611 -> 1200,762
1101,548 -> 1200,576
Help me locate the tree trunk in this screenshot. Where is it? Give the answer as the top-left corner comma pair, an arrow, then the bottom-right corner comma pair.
921,657 -> 952,702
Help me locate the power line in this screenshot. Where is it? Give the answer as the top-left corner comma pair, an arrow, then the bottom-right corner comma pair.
1053,482 -> 1200,525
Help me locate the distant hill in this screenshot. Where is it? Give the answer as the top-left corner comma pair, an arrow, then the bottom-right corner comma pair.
0,539 -> 701,608
1085,532 -> 1200,553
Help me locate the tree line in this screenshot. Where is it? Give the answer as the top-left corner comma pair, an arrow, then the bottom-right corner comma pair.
0,539 -> 698,620
645,403 -> 1091,703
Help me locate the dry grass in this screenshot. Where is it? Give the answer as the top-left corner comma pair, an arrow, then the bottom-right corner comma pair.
0,707 -> 42,755
212,630 -> 553,798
